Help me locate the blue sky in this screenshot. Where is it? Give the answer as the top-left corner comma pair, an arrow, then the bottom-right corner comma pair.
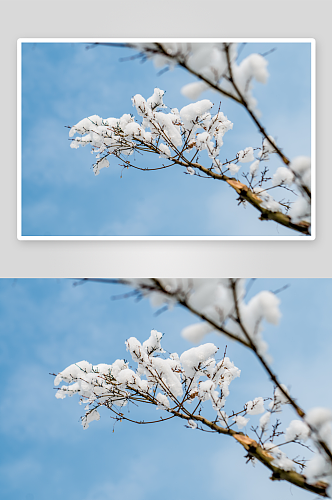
20,41 -> 312,237
0,278 -> 331,500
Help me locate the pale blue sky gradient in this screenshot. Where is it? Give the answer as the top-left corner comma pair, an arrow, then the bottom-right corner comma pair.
0,278 -> 331,500
21,42 -> 311,237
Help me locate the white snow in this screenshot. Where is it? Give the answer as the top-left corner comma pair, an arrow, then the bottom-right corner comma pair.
181,322 -> 214,343
180,100 -> 214,129
180,343 -> 218,379
246,397 -> 265,415
82,409 -> 100,429
289,196 -> 311,224
285,420 -> 310,442
233,415 -> 249,429
272,167 -> 294,187
259,412 -> 271,433
249,160 -> 260,177
237,147 -> 255,163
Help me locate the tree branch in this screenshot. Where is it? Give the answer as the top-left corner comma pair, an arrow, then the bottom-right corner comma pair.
170,410 -> 328,497
117,41 -> 311,203
229,278 -> 332,465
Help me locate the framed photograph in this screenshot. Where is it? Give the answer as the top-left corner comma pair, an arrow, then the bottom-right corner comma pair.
17,39 -> 315,240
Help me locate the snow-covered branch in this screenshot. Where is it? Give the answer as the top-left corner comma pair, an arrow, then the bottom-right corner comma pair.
70,277 -> 332,496
117,42 -> 311,201
69,86 -> 310,234
54,326 -> 330,497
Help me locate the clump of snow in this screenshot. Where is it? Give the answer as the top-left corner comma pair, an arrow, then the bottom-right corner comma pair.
238,53 -> 269,84
147,88 -> 166,110
305,407 -> 332,452
158,143 -> 172,158
254,188 -> 281,213
54,360 -> 93,386
228,163 -> 241,174
248,291 -> 281,326
250,160 -> 260,177
237,147 -> 255,163
289,196 -> 311,224
246,397 -> 265,415
263,443 -> 296,471
69,115 -> 103,137
93,157 -> 109,176
116,368 -> 142,389
269,384 -> 290,411
258,136 -> 277,160
306,408 -> 332,429
272,167 -> 294,187
82,409 -> 100,429
180,343 -> 218,379
285,420 -> 310,442
182,81 -> 210,100
305,453 -> 332,487
180,100 -> 214,129
156,393 -> 170,409
227,290 -> 280,358
132,94 -> 149,116
143,329 -> 165,355
195,131 -> 212,151
259,412 -> 271,433
181,322 -> 214,343
290,156 -> 311,176
124,122 -> 145,138
233,415 -> 249,429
